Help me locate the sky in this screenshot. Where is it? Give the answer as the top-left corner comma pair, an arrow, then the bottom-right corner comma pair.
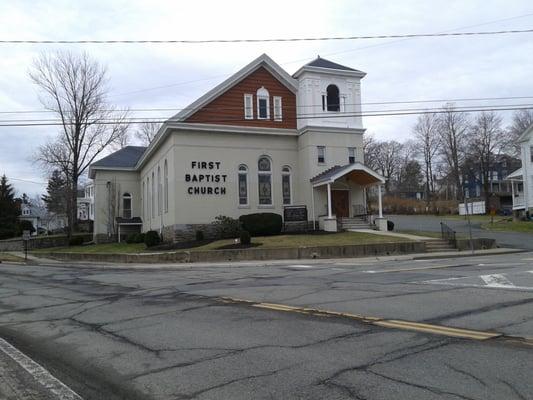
1,0 -> 533,196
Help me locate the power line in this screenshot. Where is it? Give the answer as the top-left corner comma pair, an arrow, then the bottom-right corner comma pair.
0,104 -> 532,127
8,177 -> 47,185
2,28 -> 533,45
106,12 -> 533,97
3,95 -> 533,115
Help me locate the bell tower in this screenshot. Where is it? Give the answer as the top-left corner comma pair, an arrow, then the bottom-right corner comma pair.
293,56 -> 366,130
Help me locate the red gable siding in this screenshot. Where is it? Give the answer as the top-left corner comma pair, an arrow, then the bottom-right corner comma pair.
185,67 -> 296,129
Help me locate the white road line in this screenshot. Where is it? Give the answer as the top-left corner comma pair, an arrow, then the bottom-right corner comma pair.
0,337 -> 83,400
480,274 -> 515,288
288,265 -> 313,269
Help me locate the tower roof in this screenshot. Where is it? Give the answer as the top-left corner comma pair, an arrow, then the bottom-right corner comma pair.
293,56 -> 365,78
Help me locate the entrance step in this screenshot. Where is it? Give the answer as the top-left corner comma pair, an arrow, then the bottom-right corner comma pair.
339,217 -> 374,231
425,239 -> 456,253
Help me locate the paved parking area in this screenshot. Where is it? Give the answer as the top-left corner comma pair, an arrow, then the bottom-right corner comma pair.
0,253 -> 532,399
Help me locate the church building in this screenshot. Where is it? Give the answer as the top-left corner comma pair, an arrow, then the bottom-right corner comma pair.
88,54 -> 386,242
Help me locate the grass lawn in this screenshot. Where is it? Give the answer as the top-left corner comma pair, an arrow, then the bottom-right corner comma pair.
33,242 -> 147,254
443,214 -> 508,223
33,232 -> 410,254
481,219 -> 533,233
397,230 -> 468,239
0,253 -> 26,262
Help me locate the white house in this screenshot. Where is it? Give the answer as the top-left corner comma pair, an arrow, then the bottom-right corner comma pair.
88,54 -> 386,242
507,124 -> 533,215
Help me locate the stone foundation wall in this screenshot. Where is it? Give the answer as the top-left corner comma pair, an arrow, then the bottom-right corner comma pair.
0,234 -> 93,251
283,221 -> 314,233
172,223 -> 219,242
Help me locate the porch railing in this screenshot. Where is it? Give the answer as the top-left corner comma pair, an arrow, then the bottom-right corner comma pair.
353,204 -> 367,216
440,222 -> 456,245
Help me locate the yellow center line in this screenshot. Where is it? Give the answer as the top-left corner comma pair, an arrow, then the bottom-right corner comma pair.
219,296 -> 506,341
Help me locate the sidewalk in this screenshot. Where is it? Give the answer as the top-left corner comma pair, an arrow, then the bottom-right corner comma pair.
0,338 -> 81,400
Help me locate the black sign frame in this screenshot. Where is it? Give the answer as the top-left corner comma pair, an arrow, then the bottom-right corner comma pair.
284,205 -> 308,222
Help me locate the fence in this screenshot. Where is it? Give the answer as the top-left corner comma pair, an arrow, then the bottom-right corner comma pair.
440,222 -> 456,245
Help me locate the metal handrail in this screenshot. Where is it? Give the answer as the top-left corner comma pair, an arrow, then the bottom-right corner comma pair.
440,222 -> 456,245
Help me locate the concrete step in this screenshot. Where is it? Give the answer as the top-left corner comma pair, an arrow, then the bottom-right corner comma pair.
425,239 -> 456,252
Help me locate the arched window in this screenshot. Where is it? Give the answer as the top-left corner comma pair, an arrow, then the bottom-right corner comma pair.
164,160 -> 168,213
157,166 -> 161,216
281,166 -> 292,205
147,177 -> 150,220
258,156 -> 272,205
256,87 -> 270,119
326,84 -> 340,112
123,193 -> 132,219
238,164 -> 248,206
151,171 -> 155,218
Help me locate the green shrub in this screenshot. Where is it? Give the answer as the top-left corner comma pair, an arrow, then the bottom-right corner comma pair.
212,215 -> 241,239
195,230 -> 205,241
68,236 -> 84,246
239,213 -> 282,236
240,230 -> 251,245
144,230 -> 161,247
126,233 -> 146,244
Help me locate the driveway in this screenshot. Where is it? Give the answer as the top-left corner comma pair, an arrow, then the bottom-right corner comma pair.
387,214 -> 533,250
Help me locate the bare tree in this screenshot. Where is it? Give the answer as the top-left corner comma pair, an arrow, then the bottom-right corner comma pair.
506,109 -> 533,156
30,51 -> 129,236
135,122 -> 161,146
438,104 -> 469,201
467,111 -> 504,204
373,140 -> 403,193
413,113 -> 441,202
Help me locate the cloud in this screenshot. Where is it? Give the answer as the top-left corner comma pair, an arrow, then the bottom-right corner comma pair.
0,0 -> 532,195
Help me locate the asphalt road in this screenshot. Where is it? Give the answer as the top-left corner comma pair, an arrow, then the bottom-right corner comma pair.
388,214 -> 533,250
0,253 -> 532,399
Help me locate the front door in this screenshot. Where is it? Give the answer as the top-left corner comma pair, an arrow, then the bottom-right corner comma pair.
331,190 -> 349,218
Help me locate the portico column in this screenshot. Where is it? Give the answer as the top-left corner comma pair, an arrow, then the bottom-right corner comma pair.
378,184 -> 383,218
327,183 -> 332,218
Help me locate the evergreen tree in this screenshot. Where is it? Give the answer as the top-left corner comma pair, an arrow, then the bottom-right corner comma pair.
42,170 -> 67,214
0,175 -> 20,239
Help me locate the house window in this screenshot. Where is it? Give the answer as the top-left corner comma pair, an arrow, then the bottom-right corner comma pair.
491,171 -> 498,181
123,193 -> 132,219
517,183 -> 524,193
164,160 -> 168,213
244,94 -> 253,119
273,96 -> 282,121
257,87 -> 270,119
348,147 -> 356,164
258,156 -> 272,205
147,177 -> 150,219
142,181 -> 145,219
282,166 -> 291,205
238,164 -> 248,206
530,146 -> 533,162
317,146 -> 326,164
326,84 -> 340,111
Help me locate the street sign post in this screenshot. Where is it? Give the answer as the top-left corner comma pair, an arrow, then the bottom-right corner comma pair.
22,230 -> 30,261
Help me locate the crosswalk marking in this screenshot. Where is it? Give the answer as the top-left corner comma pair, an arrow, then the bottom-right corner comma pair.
480,274 -> 516,288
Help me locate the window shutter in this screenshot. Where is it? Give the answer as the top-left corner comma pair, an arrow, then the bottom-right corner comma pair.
244,94 -> 253,119
273,96 -> 282,121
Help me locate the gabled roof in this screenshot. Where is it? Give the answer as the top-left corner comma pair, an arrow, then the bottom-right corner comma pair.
173,54 -> 298,122
517,123 -> 533,142
505,168 -> 523,181
293,56 -> 366,79
89,146 -> 146,178
311,163 -> 385,186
